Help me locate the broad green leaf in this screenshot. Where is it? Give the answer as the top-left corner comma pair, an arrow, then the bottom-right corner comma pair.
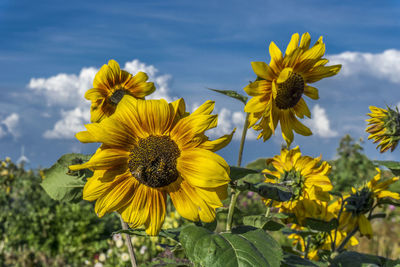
281,252 -> 324,267
243,215 -> 285,231
374,160 -> 400,176
304,218 -> 338,232
230,166 -> 259,181
331,251 -> 400,267
41,153 -> 92,202
208,88 -> 248,104
180,225 -> 283,267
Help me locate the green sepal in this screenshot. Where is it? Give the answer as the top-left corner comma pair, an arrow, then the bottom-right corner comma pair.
179,225 -> 283,267
207,88 -> 248,105
41,153 -> 92,202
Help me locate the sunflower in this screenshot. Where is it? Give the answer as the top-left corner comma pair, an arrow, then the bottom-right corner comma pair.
69,96 -> 234,235
262,146 -> 332,211
366,105 -> 400,153
332,168 -> 399,238
85,59 -> 155,122
244,32 -> 341,145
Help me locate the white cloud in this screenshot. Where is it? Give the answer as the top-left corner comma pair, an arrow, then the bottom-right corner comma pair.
28,67 -> 97,107
207,108 -> 257,140
29,59 -> 173,139
329,49 -> 400,84
0,113 -> 20,139
43,107 -> 89,139
304,105 -> 338,138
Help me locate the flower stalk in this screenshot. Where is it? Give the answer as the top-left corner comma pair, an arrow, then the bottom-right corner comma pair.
119,215 -> 137,267
226,113 -> 250,231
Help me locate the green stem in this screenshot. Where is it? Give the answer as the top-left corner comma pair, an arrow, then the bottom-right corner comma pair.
119,215 -> 137,267
336,226 -> 358,253
237,113 -> 250,167
332,195 -> 346,251
226,113 -> 250,231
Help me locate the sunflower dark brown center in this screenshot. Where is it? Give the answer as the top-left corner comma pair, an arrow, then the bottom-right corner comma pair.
128,135 -> 180,188
275,72 -> 304,109
110,89 -> 126,105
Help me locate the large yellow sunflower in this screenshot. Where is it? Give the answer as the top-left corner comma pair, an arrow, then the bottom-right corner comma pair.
366,106 -> 400,153
262,146 -> 333,210
331,168 -> 399,238
69,96 -> 234,235
244,32 -> 341,145
85,59 -> 155,122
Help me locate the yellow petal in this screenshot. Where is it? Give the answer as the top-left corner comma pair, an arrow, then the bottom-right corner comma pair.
94,174 -> 136,217
200,129 -> 236,152
144,188 -> 167,236
358,215 -> 373,238
244,95 -> 268,113
251,62 -> 275,80
285,33 -> 300,56
69,148 -> 129,171
299,32 -> 311,50
169,180 -> 200,221
191,100 -> 215,116
269,41 -> 283,73
177,148 -> 230,188
119,184 -> 151,228
304,85 -> 319,100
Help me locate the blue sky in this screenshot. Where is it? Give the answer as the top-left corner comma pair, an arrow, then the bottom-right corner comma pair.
1,0 -> 400,168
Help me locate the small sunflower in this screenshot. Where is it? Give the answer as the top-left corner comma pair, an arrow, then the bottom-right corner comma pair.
366,106 -> 400,153
289,228 -> 358,260
85,59 -> 155,122
244,32 -> 341,145
332,168 -> 399,238
70,96 -> 234,235
262,146 -> 333,210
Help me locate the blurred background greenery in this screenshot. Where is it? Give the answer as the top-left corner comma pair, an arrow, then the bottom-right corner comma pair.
1,134 -> 399,266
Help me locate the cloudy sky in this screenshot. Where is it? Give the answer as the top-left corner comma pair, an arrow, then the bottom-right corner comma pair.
1,0 -> 400,168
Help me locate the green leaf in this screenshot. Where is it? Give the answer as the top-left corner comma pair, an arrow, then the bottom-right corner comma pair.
41,153 -> 92,202
331,251 -> 400,267
179,225 -> 283,267
229,166 -> 260,181
304,218 -> 338,232
281,252 -> 324,267
243,215 -> 285,231
208,88 -> 248,104
248,182 -> 292,202
374,160 -> 400,176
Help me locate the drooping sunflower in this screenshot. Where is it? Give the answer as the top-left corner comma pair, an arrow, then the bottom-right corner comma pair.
262,146 -> 333,211
244,32 -> 341,145
85,59 -> 155,122
331,168 -> 399,238
69,96 -> 234,235
366,105 -> 400,153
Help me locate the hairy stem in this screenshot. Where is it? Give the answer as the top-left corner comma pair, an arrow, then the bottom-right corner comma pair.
119,215 -> 137,267
226,113 -> 250,231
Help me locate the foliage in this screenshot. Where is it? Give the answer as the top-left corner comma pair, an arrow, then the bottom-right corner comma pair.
329,135 -> 377,192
